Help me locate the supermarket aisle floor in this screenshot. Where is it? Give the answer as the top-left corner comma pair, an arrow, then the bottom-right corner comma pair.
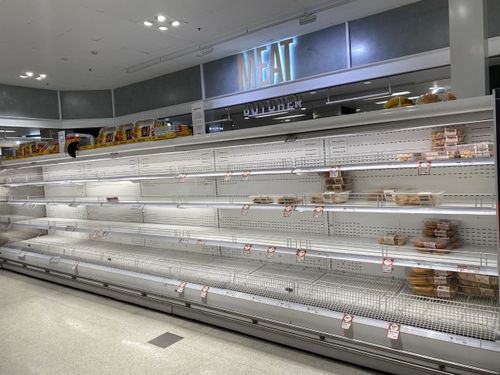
0,269 -> 384,375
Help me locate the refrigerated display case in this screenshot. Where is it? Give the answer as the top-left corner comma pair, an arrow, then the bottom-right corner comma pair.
0,96 -> 499,374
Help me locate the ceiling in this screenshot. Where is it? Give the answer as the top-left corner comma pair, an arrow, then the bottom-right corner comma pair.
0,0 -> 418,91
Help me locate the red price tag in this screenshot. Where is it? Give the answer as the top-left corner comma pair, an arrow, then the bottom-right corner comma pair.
418,161 -> 432,176
243,244 -> 252,256
200,286 -> 209,299
241,170 -> 251,181
224,172 -> 232,182
313,206 -> 324,218
283,205 -> 294,217
296,249 -> 307,263
241,204 -> 250,216
387,323 -> 401,340
381,257 -> 394,273
178,173 -> 187,182
176,281 -> 187,293
341,313 -> 353,330
267,246 -> 277,259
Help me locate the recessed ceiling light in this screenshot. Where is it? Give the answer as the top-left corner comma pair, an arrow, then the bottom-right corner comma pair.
25,72 -> 33,77
309,91 -> 317,95
363,81 -> 372,85
19,75 -> 28,79
35,76 -> 43,81
157,15 -> 166,22
39,74 -> 47,79
144,21 -> 153,27
301,107 -> 307,111
171,20 -> 181,27
158,26 -> 168,31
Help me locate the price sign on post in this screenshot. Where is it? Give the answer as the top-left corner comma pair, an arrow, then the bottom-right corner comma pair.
387,323 -> 401,340
176,281 -> 187,294
241,171 -> 251,181
243,244 -> 252,256
330,166 -> 341,178
313,206 -> 324,218
178,173 -> 187,183
381,257 -> 394,273
418,160 -> 432,176
267,246 -> 277,259
224,172 -> 232,182
283,205 -> 294,217
341,313 -> 354,330
200,286 -> 209,299
296,249 -> 307,263
241,204 -> 250,216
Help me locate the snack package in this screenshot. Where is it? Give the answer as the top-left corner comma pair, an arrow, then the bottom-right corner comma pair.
176,124 -> 193,137
96,127 -> 117,147
114,124 -> 134,144
132,119 -> 155,141
384,96 -> 413,109
153,120 -> 177,140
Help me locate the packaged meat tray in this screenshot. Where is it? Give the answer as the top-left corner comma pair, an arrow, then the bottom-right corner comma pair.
378,233 -> 408,246
392,191 -> 442,206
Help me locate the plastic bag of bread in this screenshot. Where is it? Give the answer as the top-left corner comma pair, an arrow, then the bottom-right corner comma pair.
323,191 -> 350,204
277,196 -> 302,205
457,143 -> 494,159
384,96 -> 413,109
392,191 -> 441,206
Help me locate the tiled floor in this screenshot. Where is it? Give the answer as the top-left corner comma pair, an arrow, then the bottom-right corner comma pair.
0,269 -> 383,375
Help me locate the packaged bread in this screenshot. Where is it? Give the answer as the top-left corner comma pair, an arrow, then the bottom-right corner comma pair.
417,93 -> 438,105
459,285 -> 498,298
431,128 -> 463,140
424,219 -> 457,231
457,273 -> 498,288
132,119 -> 155,141
323,191 -> 349,204
432,136 -> 464,147
310,194 -> 325,204
411,285 -> 435,297
392,191 -> 441,206
435,285 -> 458,298
252,196 -> 274,204
415,237 -> 459,250
398,152 -> 424,161
96,127 -> 117,147
277,196 -> 302,205
379,233 -> 408,246
457,143 -> 494,159
424,151 -> 457,161
408,267 -> 434,276
115,123 -> 134,144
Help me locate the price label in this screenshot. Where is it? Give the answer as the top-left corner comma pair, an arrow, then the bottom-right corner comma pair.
178,173 -> 187,182
200,286 -> 209,299
241,204 -> 250,216
418,160 -> 432,176
71,261 -> 79,271
296,248 -> 307,263
267,246 -> 277,259
341,313 -> 353,330
283,205 -> 294,217
243,244 -> 252,256
241,170 -> 251,181
313,206 -> 324,218
456,264 -> 480,273
224,172 -> 232,182
387,323 -> 401,340
176,281 -> 187,294
381,257 -> 394,273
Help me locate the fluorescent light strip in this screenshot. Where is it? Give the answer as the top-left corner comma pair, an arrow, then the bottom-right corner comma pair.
326,92 -> 391,105
391,91 -> 411,96
274,114 -> 307,120
251,110 -> 290,118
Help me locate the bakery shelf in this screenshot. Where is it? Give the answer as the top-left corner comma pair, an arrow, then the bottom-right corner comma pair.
0,157 -> 494,187
1,192 -> 496,216
3,233 -> 498,342
8,217 -> 498,275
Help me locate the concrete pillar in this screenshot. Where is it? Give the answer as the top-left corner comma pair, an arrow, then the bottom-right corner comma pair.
449,0 -> 489,98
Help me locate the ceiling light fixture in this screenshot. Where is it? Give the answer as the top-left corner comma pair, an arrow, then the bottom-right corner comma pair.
35,76 -> 43,81
274,114 -> 307,120
196,46 -> 214,57
171,20 -> 181,27
19,75 -> 28,79
25,72 -> 33,77
299,13 -> 317,25
363,81 -> 372,85
39,74 -> 47,79
143,21 -> 153,27
157,15 -> 166,22
391,91 -> 411,96
158,26 -> 168,31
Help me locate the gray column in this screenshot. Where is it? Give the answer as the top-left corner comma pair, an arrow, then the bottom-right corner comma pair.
449,0 -> 489,98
